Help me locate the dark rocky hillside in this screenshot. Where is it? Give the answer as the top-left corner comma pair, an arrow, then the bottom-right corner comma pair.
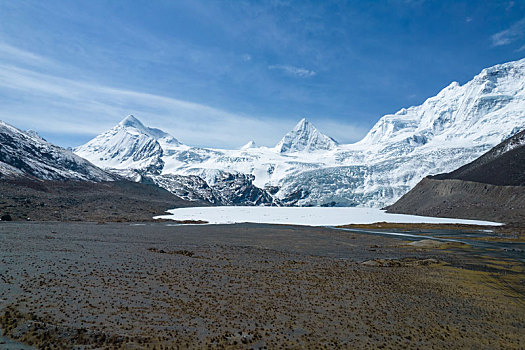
0,120 -> 115,182
432,129 -> 525,186
0,178 -> 203,222
386,178 -> 525,223
387,129 -> 525,224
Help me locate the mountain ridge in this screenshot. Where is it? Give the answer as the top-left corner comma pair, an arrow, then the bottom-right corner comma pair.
0,120 -> 115,182
0,118 -> 200,222
74,58 -> 525,207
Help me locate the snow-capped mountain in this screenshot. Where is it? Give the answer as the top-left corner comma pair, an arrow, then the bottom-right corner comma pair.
276,118 -> 338,153
240,141 -> 256,150
75,115 -> 180,174
75,58 -> 525,207
0,120 -> 115,181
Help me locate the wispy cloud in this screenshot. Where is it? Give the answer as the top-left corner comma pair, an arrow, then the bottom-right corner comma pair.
0,39 -> 367,148
268,64 -> 316,78
0,42 -> 55,67
491,17 -> 525,46
0,63 -> 284,147
0,61 -> 366,148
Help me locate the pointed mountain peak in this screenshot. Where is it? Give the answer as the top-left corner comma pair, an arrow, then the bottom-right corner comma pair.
26,129 -> 46,141
75,115 -> 182,173
292,118 -> 313,131
276,118 -> 338,153
296,117 -> 308,125
119,115 -> 145,129
241,141 -> 256,150
113,115 -> 180,145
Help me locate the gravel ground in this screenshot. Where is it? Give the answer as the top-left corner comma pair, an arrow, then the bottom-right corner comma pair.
0,179 -> 202,222
1,222 -> 524,349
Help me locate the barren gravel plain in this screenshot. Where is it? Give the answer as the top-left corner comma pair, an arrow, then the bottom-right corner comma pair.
1,222 -> 524,349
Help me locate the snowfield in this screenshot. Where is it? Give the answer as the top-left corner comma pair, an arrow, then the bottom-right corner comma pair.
155,206 -> 501,226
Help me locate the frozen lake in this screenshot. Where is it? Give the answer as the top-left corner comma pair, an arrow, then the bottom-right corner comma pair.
155,206 -> 501,226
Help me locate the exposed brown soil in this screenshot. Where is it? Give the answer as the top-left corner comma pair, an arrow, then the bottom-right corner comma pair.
1,222 -> 523,349
0,178 -> 203,222
147,247 -> 196,257
360,257 -> 440,267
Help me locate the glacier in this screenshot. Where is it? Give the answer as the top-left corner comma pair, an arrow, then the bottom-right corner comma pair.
75,58 -> 525,207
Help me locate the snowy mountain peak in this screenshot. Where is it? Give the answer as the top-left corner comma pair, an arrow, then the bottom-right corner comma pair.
118,115 -> 153,135
116,115 -> 179,145
75,115 -> 183,173
295,117 -> 309,128
26,129 -> 46,141
276,118 -> 338,153
119,114 -> 143,128
358,57 -> 525,147
241,141 -> 256,150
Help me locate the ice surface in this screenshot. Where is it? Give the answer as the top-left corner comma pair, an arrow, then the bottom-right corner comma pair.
155,206 -> 501,226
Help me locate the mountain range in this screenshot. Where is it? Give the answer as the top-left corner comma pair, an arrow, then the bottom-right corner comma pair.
74,58 -> 525,207
0,120 -> 199,222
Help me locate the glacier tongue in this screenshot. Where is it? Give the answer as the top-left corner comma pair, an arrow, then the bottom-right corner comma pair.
75,58 -> 525,207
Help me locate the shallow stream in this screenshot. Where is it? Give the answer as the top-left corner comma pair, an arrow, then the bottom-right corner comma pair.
336,227 -> 525,262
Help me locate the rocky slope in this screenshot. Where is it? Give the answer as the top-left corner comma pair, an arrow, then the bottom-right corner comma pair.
0,178 -> 202,222
387,130 -> 525,223
0,120 -> 115,182
432,129 -> 525,186
147,171 -> 277,206
0,119 -> 198,221
76,58 -> 525,207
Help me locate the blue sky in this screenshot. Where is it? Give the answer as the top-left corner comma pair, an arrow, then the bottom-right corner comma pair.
0,0 -> 524,148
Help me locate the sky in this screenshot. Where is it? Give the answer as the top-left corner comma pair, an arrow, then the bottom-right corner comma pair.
0,0 -> 524,148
